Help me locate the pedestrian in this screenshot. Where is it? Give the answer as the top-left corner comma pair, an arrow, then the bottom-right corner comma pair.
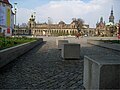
75,33 -> 80,39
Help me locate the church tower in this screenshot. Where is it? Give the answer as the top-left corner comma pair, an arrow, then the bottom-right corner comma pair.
28,14 -> 36,28
109,7 -> 114,24
28,14 -> 36,35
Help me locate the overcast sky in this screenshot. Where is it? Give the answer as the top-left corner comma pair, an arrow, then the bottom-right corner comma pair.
9,0 -> 120,27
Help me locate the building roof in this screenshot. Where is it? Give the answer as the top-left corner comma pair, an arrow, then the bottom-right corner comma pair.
82,25 -> 88,29
106,22 -> 114,26
58,21 -> 65,25
0,0 -> 12,7
3,0 -> 10,4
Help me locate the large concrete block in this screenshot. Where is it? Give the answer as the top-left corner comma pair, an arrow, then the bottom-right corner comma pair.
62,43 -> 80,59
58,40 -> 69,49
83,55 -> 120,89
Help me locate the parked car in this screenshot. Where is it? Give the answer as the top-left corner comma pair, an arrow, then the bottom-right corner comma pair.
84,34 -> 88,37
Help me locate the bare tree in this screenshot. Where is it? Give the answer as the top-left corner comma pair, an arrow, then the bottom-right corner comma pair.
72,18 -> 84,33
76,18 -> 84,33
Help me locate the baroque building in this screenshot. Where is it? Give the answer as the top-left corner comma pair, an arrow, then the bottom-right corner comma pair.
0,0 -> 14,36
95,8 -> 117,37
15,15 -> 89,36
95,17 -> 106,36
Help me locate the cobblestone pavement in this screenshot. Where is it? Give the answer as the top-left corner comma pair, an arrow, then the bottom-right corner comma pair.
0,37 -> 84,89
0,36 -> 119,89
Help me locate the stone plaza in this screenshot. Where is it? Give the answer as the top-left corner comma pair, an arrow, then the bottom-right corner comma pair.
0,0 -> 120,89
0,36 -> 120,89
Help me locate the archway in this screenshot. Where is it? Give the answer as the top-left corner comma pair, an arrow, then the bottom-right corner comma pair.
43,30 -> 46,35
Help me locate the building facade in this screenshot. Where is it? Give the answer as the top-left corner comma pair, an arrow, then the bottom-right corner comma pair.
95,8 -> 117,37
0,0 -> 14,36
15,15 -> 89,36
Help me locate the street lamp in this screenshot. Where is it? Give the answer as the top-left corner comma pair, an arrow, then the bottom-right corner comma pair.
48,17 -> 51,36
14,3 -> 17,36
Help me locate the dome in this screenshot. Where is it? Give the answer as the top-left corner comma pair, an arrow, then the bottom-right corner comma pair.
71,19 -> 79,25
59,21 -> 65,25
109,16 -> 114,19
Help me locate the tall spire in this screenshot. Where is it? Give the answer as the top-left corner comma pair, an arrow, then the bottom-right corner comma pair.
100,17 -> 103,23
109,6 -> 114,24
111,5 -> 113,16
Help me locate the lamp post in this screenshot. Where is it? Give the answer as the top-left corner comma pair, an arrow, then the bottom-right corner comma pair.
14,3 -> 17,36
48,17 -> 50,36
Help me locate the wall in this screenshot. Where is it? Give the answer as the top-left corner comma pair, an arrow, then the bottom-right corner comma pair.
0,0 -> 14,36
0,38 -> 43,68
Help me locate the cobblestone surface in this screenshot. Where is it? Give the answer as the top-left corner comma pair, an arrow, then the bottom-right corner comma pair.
0,37 -> 84,89
0,36 -> 119,89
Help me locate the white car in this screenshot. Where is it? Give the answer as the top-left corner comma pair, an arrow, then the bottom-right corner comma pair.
84,34 -> 88,37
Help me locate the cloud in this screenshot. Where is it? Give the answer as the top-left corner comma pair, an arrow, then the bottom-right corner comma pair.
15,0 -> 119,27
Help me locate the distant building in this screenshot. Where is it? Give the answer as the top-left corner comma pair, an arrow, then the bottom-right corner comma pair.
116,20 -> 120,35
0,0 -> 14,36
20,23 -> 27,27
15,15 -> 89,36
95,17 -> 106,36
95,7 -> 117,37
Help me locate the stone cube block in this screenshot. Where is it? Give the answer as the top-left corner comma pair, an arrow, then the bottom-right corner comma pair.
62,43 -> 80,59
83,55 -> 120,89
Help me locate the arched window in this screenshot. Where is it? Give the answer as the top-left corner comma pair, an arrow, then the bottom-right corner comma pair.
67,30 -> 68,34
29,23 -> 31,28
